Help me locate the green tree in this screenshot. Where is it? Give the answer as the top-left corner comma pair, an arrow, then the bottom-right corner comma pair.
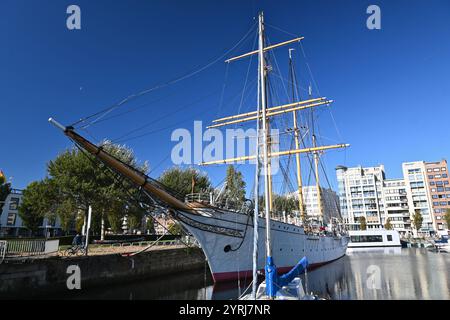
56,198 -> 79,233
412,209 -> 423,234
18,203 -> 42,235
145,216 -> 154,234
20,142 -> 148,236
359,216 -> 367,231
18,179 -> 57,234
168,221 -> 182,235
158,167 -> 212,199
272,194 -> 297,215
126,212 -> 142,233
107,207 -> 123,234
0,171 -> 11,211
384,218 -> 393,230
223,165 -> 246,208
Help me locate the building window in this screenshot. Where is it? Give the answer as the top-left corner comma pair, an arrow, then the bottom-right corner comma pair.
427,169 -> 432,172
442,167 -> 447,171
430,182 -> 435,186
351,235 -> 383,243
387,235 -> 393,241
7,213 -> 16,226
428,175 -> 434,179
442,174 -> 448,178
9,197 -> 19,211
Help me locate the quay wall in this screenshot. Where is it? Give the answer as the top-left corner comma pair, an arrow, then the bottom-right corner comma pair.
0,247 -> 206,298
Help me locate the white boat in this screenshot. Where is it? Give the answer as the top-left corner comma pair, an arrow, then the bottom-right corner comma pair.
241,277 -> 321,300
348,230 -> 401,248
178,208 -> 348,282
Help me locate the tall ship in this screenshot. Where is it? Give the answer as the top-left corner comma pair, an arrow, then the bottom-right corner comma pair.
49,12 -> 349,283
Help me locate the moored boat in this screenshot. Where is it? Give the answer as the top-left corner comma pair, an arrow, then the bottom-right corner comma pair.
48,11 -> 350,286
348,230 -> 401,248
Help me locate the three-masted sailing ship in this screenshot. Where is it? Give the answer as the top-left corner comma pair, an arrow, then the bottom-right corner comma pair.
49,11 -> 349,285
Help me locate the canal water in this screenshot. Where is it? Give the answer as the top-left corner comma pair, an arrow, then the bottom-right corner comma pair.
64,248 -> 450,300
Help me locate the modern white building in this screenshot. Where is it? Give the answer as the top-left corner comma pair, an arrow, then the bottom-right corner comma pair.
382,179 -> 410,235
336,161 -> 448,236
402,161 -> 435,235
336,165 -> 385,230
0,189 -> 63,237
290,186 -> 340,223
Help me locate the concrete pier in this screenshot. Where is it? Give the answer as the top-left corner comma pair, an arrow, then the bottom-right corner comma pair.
0,247 -> 206,298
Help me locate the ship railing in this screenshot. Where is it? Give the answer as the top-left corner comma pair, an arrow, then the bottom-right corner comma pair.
95,237 -> 199,249
185,193 -> 250,213
185,193 -> 212,204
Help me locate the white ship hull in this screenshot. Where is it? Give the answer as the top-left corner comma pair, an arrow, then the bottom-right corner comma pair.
176,208 -> 349,282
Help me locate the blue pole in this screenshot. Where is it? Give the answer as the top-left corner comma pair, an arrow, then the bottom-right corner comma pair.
265,256 -> 278,298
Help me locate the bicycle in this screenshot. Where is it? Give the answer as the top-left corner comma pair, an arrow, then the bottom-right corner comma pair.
64,245 -> 86,257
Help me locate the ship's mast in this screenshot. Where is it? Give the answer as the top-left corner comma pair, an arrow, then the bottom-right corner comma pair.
251,31 -> 262,300
289,50 -> 305,221
312,134 -> 323,222
200,14 -> 349,229
309,82 -> 324,223
258,12 -> 272,259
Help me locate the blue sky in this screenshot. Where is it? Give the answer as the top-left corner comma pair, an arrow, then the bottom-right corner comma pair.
1,0 -> 450,195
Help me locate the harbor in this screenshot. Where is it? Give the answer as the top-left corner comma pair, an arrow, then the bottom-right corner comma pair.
1,0 -> 450,305
45,247 -> 450,300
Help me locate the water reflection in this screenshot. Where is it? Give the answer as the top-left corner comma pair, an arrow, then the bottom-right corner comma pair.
67,269 -> 215,300
341,248 -> 450,300
64,248 -> 449,300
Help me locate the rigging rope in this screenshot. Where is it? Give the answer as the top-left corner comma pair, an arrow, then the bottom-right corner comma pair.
69,140 -> 194,251
111,89 -> 221,143
71,22 -> 257,129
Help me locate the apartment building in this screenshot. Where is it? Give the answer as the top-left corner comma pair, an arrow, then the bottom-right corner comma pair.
0,189 -> 63,237
382,179 -> 410,234
424,160 -> 450,235
402,162 -> 435,235
336,160 -> 449,236
336,165 -> 385,230
290,186 -> 340,223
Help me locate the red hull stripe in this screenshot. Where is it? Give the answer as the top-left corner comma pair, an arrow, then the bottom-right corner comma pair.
212,255 -> 345,282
